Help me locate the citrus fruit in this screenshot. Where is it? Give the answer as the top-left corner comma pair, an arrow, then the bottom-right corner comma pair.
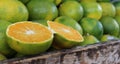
54,16 -> 83,35
0,53 -> 7,61
79,35 -> 99,46
81,2 -> 102,20
59,1 -> 84,21
0,20 -> 16,57
114,2 -> 120,16
99,2 -> 116,17
27,0 -> 58,21
48,21 -> 84,49
0,0 -> 28,23
6,21 -> 53,55
97,0 -> 111,2
79,17 -> 103,39
62,0 -> 79,2
33,20 -> 48,26
55,0 -> 62,6
80,0 -> 96,2
100,16 -> 119,37
114,16 -> 120,35
100,34 -> 118,42
19,0 -> 30,4
39,0 -> 54,3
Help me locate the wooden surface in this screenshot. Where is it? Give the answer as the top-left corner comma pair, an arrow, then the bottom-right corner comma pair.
1,40 -> 120,64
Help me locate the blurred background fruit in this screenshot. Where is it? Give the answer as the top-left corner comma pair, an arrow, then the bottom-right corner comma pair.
0,20 -> 16,58
80,17 -> 103,39
81,2 -> 102,20
99,2 -> 116,17
79,35 -> 99,46
100,16 -> 119,37
0,0 -> 28,23
19,0 -> 30,4
114,2 -> 120,16
100,34 -> 118,42
80,0 -> 96,2
59,1 -> 84,21
27,0 -> 58,21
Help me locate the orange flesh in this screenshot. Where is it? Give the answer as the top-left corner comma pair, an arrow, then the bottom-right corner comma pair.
48,21 -> 83,42
7,22 -> 52,43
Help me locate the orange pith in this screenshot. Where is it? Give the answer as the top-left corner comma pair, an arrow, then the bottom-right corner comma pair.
48,21 -> 83,42
7,21 -> 52,43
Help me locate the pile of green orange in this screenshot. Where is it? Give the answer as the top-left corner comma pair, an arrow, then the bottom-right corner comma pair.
0,0 -> 120,60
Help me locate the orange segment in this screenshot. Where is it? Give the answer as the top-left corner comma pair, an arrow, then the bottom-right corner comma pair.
48,21 -> 83,42
7,21 -> 52,43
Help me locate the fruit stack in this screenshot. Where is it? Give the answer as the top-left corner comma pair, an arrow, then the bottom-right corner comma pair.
0,0 -> 120,61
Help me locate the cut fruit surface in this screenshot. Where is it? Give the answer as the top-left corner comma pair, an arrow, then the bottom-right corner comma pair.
48,21 -> 83,48
48,21 -> 83,42
6,21 -> 53,55
7,21 -> 52,43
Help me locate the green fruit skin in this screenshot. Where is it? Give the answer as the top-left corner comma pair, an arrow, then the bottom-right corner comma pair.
0,20 -> 16,57
19,0 -> 30,4
114,2 -> 120,16
62,0 -> 79,2
99,2 -> 116,17
53,34 -> 82,49
80,0 -> 96,2
0,0 -> 29,23
27,0 -> 58,21
81,2 -> 102,20
55,0 -> 62,6
54,16 -> 83,35
100,35 -> 118,42
0,54 -> 7,61
100,16 -> 119,37
7,37 -> 53,55
80,17 -> 103,39
59,1 -> 84,21
79,35 -> 99,46
97,0 -> 111,2
33,20 -> 48,26
115,16 -> 120,35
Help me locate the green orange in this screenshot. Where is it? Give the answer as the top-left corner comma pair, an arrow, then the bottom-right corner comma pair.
48,21 -> 84,49
79,35 -> 99,46
100,16 -> 119,37
97,0 -> 111,2
33,20 -> 48,26
6,21 -> 53,55
114,16 -> 120,35
0,20 -> 16,57
80,0 -> 96,2
27,0 -> 58,21
55,0 -> 62,6
59,1 -> 84,21
19,0 -> 30,4
80,17 -> 103,39
81,2 -> 102,20
0,0 -> 28,23
114,2 -> 120,16
100,34 -> 118,42
99,2 -> 116,17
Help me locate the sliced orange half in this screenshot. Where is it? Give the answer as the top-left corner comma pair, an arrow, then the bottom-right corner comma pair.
48,21 -> 84,49
6,21 -> 53,55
